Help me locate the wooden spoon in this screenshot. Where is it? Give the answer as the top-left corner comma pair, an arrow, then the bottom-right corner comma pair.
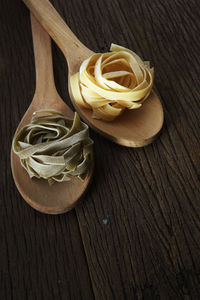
23,0 -> 164,147
11,15 -> 93,214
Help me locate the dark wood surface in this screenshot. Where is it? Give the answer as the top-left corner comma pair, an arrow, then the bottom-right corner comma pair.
1,0 -> 200,299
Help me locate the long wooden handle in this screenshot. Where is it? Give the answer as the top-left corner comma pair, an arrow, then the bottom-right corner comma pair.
24,0 -> 89,59
31,14 -> 55,95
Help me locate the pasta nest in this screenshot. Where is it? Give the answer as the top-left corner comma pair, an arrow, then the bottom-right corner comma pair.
70,44 -> 154,121
12,110 -> 93,185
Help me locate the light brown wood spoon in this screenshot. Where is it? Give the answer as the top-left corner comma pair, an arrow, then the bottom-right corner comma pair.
23,0 -> 164,147
11,15 -> 93,214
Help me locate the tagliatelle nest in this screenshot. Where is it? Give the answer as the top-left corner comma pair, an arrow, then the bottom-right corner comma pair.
12,110 -> 93,185
70,44 -> 154,121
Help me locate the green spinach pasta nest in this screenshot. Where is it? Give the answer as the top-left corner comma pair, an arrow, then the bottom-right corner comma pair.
12,110 -> 93,185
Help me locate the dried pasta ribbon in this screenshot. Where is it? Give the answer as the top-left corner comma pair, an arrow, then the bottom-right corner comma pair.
70,44 -> 154,121
12,110 -> 93,185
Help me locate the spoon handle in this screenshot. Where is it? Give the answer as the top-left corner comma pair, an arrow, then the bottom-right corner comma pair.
31,14 -> 56,97
24,0 -> 91,60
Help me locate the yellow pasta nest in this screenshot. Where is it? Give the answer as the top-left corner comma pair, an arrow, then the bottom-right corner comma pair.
12,110 -> 93,185
70,44 -> 154,121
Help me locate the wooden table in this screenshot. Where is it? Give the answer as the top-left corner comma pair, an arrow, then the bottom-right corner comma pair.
1,0 -> 200,299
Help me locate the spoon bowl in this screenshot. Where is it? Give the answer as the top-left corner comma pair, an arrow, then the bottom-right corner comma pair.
23,0 -> 164,147
11,15 -> 93,214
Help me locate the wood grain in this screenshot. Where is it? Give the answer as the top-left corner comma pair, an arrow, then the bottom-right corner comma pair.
0,1 -> 93,299
67,0 -> 200,298
1,0 -> 200,299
